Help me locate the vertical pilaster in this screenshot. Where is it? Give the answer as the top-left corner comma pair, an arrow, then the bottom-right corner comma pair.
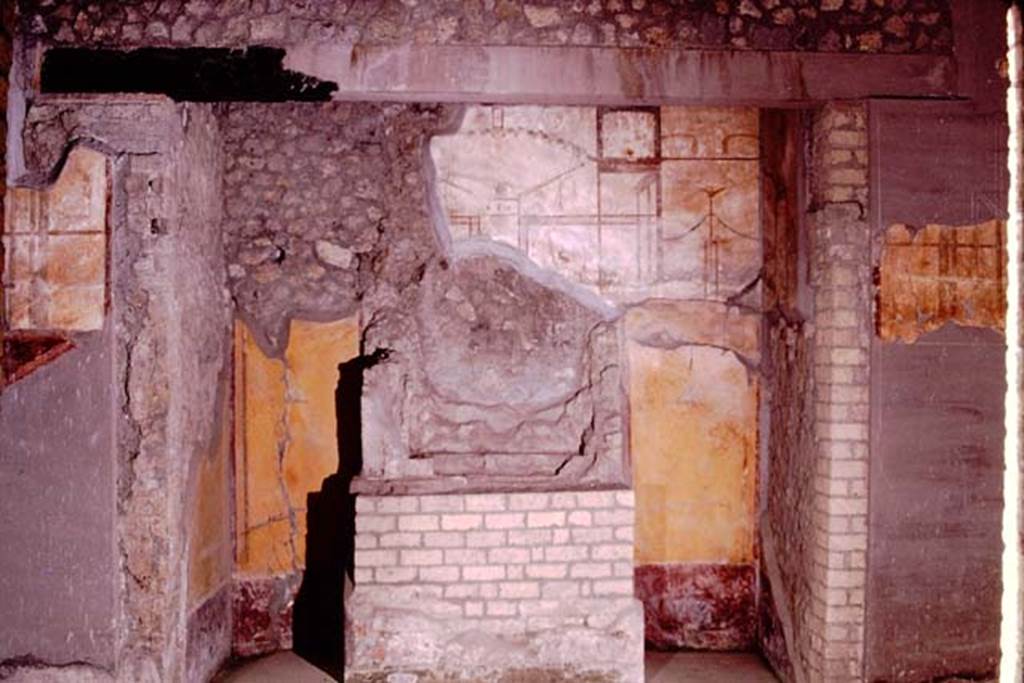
808,101 -> 872,682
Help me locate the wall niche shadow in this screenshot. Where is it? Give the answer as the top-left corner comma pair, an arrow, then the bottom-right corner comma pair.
292,349 -> 386,680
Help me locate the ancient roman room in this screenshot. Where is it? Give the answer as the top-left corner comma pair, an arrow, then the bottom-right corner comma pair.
0,1 -> 1021,682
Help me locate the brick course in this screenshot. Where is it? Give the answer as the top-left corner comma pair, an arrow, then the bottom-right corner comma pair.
352,491 -> 638,679
353,489 -> 636,623
349,488 -> 643,681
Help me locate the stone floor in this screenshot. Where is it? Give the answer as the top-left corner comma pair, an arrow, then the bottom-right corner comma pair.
217,650 -> 779,682
645,651 -> 779,682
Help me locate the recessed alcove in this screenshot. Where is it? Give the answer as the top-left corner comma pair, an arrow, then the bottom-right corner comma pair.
0,2 -> 1014,683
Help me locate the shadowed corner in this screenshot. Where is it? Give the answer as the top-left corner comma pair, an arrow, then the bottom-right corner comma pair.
292,349 -> 385,680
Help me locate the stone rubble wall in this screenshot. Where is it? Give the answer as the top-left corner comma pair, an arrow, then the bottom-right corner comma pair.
221,102 -> 630,493
19,0 -> 952,55
348,489 -> 643,682
219,102 -> 455,355
118,102 -> 232,683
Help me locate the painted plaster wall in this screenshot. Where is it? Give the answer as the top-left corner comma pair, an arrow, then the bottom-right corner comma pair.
0,0 -> 10,367
3,146 -> 108,331
234,317 -> 359,576
17,98 -> 232,681
870,325 -> 1004,681
433,104 -> 761,649
867,97 -> 1009,681
878,220 -> 1006,342
0,133 -> 116,670
184,370 -> 233,682
863,10 -> 1013,671
232,316 -> 359,654
628,334 -> 757,566
0,2 -> 1003,679
1010,9 -> 1024,675
2,97 -> 232,681
187,379 -> 233,609
225,103 -> 762,651
432,105 -> 761,308
218,100 -> 453,655
433,104 -> 759,568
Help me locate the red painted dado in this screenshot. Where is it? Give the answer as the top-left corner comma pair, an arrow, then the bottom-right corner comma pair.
635,563 -> 756,651
232,576 -> 298,658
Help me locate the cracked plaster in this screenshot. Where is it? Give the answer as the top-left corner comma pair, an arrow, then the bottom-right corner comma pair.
234,316 -> 360,577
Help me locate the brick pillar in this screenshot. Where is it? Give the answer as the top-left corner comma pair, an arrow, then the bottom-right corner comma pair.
807,101 -> 871,681
347,489 -> 644,682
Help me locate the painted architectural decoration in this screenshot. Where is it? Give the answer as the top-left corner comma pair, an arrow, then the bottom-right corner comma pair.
433,105 -> 761,567
3,146 -> 108,331
879,220 -> 1007,342
431,105 -> 760,304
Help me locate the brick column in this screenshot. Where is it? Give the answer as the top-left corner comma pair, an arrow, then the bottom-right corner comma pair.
808,101 -> 871,681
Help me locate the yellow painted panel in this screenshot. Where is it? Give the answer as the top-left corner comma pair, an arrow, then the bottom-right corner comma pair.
235,321 -> 290,574
234,317 -> 359,576
239,520 -> 296,577
282,318 -> 360,511
239,323 -> 289,528
630,343 -> 757,565
187,378 -> 232,606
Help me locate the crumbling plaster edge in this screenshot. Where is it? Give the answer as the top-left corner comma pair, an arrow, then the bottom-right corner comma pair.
422,103 -> 620,323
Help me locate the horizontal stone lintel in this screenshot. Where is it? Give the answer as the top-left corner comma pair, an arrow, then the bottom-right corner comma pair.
286,43 -> 958,106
